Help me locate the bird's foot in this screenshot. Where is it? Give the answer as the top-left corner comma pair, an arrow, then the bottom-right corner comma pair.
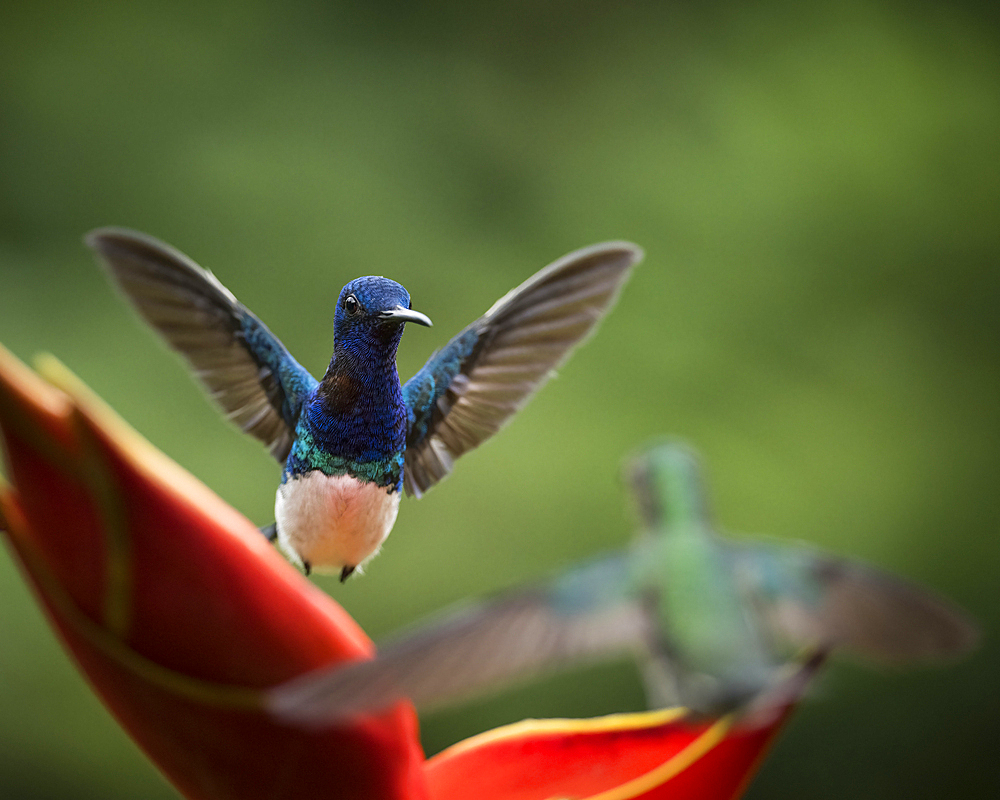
340,565 -> 356,583
260,522 -> 278,542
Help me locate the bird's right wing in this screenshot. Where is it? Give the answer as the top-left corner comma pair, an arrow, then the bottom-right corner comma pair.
402,242 -> 641,497
267,555 -> 649,726
87,228 -> 317,462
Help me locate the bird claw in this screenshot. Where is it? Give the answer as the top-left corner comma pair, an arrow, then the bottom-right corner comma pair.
260,522 -> 278,542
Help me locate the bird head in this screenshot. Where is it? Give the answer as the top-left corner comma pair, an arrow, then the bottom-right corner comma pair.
333,276 -> 432,354
626,441 -> 710,531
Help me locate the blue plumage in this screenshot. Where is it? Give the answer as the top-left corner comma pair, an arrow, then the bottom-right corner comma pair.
88,229 -> 642,579
402,327 -> 479,450
289,277 -> 413,483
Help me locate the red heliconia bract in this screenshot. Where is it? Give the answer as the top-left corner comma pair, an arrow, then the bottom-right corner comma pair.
0,346 -> 429,800
0,344 -> 806,800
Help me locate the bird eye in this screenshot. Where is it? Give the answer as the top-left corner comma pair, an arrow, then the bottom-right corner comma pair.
344,294 -> 360,315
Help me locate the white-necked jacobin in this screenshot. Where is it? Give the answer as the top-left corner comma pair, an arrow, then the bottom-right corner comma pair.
266,441 -> 977,725
87,229 -> 642,580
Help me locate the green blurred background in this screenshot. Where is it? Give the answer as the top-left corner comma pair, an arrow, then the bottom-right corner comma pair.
1,1 -> 997,797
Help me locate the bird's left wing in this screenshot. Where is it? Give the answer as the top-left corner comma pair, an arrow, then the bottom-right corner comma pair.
87,228 -> 317,461
267,555 -> 649,726
402,241 -> 642,497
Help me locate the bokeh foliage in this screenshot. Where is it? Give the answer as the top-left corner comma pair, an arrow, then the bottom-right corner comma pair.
1,1 -> 997,798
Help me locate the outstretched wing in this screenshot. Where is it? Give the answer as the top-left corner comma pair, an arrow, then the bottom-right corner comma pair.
735,543 -> 979,665
87,228 -> 317,462
267,555 -> 648,726
402,241 -> 642,497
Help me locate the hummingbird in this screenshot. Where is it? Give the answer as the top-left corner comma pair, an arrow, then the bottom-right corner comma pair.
266,441 -> 977,725
87,229 -> 641,580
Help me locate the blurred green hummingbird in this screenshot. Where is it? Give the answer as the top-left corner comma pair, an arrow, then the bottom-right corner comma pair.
267,441 -> 977,724
88,229 -> 640,579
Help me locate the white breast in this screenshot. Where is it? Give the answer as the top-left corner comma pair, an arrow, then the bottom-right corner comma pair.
274,472 -> 401,574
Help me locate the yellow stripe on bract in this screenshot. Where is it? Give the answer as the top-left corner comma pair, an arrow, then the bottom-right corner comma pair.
432,706 -> 689,761
575,716 -> 733,800
69,406 -> 133,637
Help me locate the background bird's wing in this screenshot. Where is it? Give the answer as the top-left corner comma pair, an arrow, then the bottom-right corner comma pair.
401,241 -> 642,497
87,228 -> 317,462
267,554 -> 649,726
734,541 -> 979,665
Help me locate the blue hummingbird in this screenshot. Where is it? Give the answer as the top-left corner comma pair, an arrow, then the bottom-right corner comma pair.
265,441 -> 977,725
87,229 -> 641,580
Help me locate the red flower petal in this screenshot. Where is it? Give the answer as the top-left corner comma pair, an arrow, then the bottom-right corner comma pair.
0,346 -> 428,800
425,705 -> 792,800
1,344 -> 813,800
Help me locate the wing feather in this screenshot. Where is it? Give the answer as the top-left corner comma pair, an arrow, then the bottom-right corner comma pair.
87,228 -> 317,461
267,576 -> 648,726
737,544 -> 979,665
402,241 -> 642,497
